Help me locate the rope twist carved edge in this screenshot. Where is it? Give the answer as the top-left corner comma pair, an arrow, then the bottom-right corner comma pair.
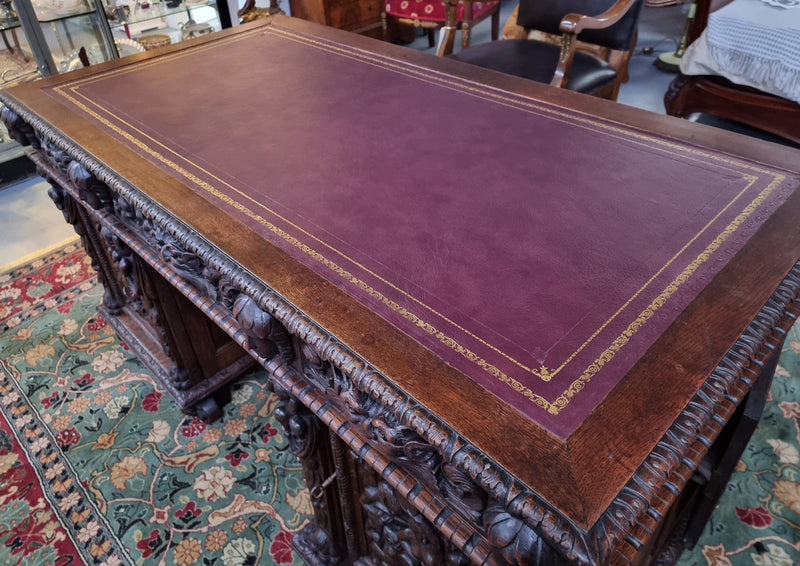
595,267 -> 800,564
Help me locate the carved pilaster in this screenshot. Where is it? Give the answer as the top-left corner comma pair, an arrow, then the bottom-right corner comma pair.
35,150 -> 126,315
357,463 -> 470,566
100,228 -> 169,342
271,380 -> 346,566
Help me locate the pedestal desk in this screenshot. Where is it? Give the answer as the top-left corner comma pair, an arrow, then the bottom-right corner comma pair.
3,16 -> 800,566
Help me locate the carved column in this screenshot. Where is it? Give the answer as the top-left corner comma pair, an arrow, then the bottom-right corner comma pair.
233,297 -> 347,565
32,142 -> 128,315
273,381 -> 347,566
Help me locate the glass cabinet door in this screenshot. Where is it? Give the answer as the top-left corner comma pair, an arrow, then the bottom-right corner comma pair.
0,1 -> 39,186
0,4 -> 38,85
107,1 -> 222,48
0,0 -> 117,184
14,0 -> 118,75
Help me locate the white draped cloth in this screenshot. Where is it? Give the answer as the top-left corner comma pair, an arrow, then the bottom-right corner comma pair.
680,0 -> 800,103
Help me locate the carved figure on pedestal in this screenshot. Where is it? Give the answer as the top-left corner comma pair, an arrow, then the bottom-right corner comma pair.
0,106 -> 37,148
233,293 -> 295,364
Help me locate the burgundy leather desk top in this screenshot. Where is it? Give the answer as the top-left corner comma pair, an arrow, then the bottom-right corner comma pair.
37,21 -> 798,439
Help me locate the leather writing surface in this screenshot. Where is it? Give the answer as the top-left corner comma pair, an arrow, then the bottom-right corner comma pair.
44,23 -> 800,437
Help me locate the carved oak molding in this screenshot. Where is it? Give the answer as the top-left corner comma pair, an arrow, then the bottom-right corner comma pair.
5,100 -> 800,566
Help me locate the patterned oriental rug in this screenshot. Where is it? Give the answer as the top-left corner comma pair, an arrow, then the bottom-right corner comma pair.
0,241 -> 311,566
0,242 -> 799,566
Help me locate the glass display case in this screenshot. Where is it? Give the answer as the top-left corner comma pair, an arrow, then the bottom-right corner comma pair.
0,0 -> 227,186
0,4 -> 38,93
14,0 -> 118,75
0,0 -> 117,186
107,1 -> 222,47
0,2 -> 38,186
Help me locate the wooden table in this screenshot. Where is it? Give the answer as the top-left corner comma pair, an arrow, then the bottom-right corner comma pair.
3,16 -> 800,566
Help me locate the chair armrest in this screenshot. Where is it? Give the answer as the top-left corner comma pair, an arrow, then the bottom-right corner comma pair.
551,0 -> 638,88
558,0 -> 639,35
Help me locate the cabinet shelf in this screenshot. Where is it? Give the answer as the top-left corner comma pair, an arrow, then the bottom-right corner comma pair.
108,1 -> 217,28
0,20 -> 21,31
35,5 -> 98,23
108,2 -> 221,46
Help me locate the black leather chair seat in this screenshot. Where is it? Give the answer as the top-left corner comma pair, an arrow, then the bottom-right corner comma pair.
451,38 -> 619,93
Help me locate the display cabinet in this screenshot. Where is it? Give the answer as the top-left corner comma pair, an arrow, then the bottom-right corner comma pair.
0,0 -> 229,185
0,0 -> 118,185
0,1 -> 41,185
0,3 -> 35,77
13,0 -> 118,76
107,1 -> 223,47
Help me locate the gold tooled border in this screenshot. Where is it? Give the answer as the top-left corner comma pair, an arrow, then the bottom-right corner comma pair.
48,24 -> 787,416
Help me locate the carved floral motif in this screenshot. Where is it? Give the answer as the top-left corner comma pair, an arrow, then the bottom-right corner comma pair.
359,466 -> 469,566
0,106 -> 38,148
233,293 -> 295,363
297,342 -> 549,566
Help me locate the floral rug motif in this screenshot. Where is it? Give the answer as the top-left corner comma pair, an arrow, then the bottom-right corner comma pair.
0,242 -> 95,331
0,402 -> 86,566
0,243 -> 311,565
2,243 -> 800,566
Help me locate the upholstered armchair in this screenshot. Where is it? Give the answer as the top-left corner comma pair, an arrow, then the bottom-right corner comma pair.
438,0 -> 645,100
383,0 -> 500,48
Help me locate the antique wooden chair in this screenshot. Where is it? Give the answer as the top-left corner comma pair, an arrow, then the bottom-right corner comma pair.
383,0 -> 500,49
438,0 -> 645,101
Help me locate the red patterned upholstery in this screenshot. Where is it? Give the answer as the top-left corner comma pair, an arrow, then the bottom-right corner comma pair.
382,0 -> 500,49
384,0 -> 498,23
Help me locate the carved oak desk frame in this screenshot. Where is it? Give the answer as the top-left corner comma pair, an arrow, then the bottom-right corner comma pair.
3,16 -> 800,566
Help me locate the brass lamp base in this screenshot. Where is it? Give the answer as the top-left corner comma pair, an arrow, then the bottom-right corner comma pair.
655,51 -> 683,73
654,0 -> 696,74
